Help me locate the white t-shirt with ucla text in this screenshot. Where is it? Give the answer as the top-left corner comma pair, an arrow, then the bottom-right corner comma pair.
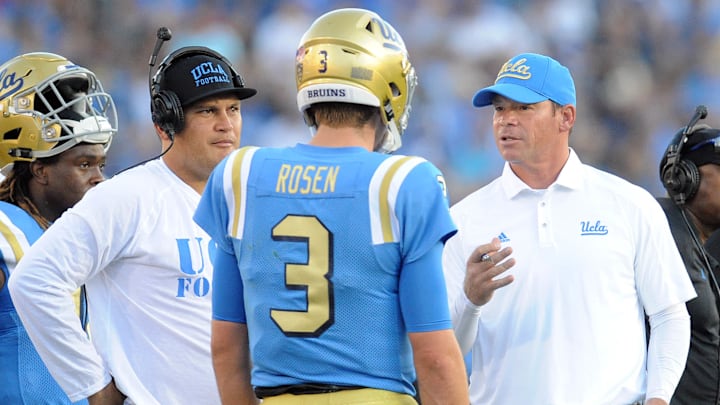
9,159 -> 219,404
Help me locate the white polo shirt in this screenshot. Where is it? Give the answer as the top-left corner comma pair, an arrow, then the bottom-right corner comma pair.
443,149 -> 696,404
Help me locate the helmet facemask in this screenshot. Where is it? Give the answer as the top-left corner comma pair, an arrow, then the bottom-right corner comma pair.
0,53 -> 117,174
19,69 -> 116,158
380,63 -> 417,153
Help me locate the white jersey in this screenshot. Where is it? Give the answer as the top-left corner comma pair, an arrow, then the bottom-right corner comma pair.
443,150 -> 696,404
8,159 -> 219,404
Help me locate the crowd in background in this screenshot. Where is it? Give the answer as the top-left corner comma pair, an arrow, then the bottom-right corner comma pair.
3,0 -> 720,203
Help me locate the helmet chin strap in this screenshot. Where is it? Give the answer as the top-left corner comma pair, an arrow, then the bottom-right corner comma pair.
376,122 -> 402,154
371,123 -> 387,152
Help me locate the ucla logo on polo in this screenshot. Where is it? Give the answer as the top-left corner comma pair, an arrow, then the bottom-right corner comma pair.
191,62 -> 230,87
496,58 -> 532,82
580,220 -> 608,236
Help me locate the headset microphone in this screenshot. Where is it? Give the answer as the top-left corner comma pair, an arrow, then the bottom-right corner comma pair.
672,104 -> 708,164
115,27 -> 176,177
683,104 -> 708,137
148,27 -> 172,90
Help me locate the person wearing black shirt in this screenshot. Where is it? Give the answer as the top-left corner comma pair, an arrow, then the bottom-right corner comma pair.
659,123 -> 720,405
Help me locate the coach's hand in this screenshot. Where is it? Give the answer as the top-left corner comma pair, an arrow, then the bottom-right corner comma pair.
464,237 -> 515,306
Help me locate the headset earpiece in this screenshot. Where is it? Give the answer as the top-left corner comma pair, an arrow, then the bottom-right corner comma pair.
149,48 -> 184,137
661,156 -> 700,205
659,107 -> 710,205
151,90 -> 183,136
659,120 -> 712,205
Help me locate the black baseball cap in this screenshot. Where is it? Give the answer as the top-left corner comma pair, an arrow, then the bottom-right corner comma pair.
683,126 -> 720,167
159,52 -> 257,106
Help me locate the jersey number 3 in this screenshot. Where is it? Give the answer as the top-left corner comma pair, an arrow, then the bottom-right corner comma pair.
271,215 -> 334,337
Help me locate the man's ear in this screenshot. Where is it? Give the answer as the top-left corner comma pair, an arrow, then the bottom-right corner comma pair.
559,104 -> 576,132
30,160 -> 49,185
153,122 -> 174,142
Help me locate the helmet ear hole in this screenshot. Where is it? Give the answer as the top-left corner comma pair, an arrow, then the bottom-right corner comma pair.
390,83 -> 401,97
3,128 -> 21,141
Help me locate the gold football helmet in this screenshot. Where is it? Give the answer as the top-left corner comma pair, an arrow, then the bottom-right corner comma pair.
0,52 -> 117,173
295,8 -> 417,153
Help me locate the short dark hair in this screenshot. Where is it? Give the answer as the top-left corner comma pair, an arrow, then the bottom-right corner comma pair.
309,102 -> 381,129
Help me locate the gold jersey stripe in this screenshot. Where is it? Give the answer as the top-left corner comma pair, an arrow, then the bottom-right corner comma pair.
230,146 -> 258,237
378,156 -> 415,243
0,221 -> 24,261
0,220 -> 84,319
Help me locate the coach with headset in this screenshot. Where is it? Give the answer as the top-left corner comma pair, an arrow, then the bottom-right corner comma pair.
658,113 -> 720,405
9,28 -> 256,404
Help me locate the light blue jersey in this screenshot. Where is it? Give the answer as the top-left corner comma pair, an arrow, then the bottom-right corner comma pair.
195,144 -> 456,396
0,201 -> 85,404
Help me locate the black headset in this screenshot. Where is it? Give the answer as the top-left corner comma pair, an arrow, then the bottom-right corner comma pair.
149,46 -> 249,137
660,105 -> 708,205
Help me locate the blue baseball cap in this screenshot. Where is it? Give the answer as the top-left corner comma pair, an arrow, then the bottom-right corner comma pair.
472,53 -> 576,108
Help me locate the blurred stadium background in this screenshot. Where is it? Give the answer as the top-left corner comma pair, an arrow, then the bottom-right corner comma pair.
2,0 -> 719,203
